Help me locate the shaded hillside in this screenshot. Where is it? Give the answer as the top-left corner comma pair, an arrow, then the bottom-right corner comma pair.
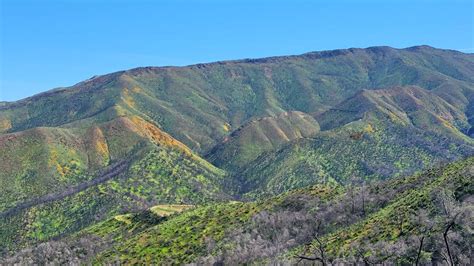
3,157 -> 471,264
239,121 -> 473,199
207,111 -> 320,171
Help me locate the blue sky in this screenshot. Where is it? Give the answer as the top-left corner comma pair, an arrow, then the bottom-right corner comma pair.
1,0 -> 473,101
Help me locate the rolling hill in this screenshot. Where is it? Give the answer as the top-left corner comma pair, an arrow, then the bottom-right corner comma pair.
0,46 -> 473,261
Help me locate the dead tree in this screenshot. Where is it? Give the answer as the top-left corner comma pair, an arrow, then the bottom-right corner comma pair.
296,221 -> 327,265
442,213 -> 460,266
415,235 -> 425,266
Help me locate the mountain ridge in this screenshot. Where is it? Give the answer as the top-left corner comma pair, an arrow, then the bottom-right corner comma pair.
0,45 -> 473,261
2,45 -> 473,152
2,44 -> 471,105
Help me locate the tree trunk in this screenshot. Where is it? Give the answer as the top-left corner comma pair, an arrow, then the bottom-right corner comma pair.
415,235 -> 424,266
443,221 -> 455,266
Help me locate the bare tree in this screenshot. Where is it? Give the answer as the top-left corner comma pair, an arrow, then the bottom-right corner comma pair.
407,209 -> 434,265
443,217 -> 458,266
296,221 -> 327,265
434,189 -> 467,266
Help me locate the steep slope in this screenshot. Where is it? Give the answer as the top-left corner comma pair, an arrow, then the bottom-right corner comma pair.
290,157 -> 474,265
206,111 -> 320,171
317,85 -> 470,135
0,115 -> 230,252
1,46 -> 474,258
204,86 -> 473,194
1,46 -> 473,153
237,86 -> 473,198
4,157 -> 471,264
1,47 -> 472,203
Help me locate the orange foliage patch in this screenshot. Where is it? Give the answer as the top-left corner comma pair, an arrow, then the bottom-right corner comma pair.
129,116 -> 193,155
95,139 -> 109,157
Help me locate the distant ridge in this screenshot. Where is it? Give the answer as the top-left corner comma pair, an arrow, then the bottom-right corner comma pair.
4,45 -> 470,104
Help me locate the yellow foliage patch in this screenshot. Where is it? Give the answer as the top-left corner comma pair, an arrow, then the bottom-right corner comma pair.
48,148 -> 81,180
96,139 -> 108,155
92,128 -> 109,162
437,116 -> 456,130
121,88 -> 136,108
364,124 -> 374,133
0,118 -> 12,132
56,164 -> 71,178
49,149 -> 70,178
150,205 -> 193,217
132,87 -> 143,93
223,123 -> 231,132
385,111 -> 407,125
114,214 -> 132,225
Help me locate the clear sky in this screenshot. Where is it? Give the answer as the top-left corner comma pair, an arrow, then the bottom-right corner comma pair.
1,0 -> 473,101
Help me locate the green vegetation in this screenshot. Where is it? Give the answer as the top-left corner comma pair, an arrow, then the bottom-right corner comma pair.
0,46 -> 473,263
207,111 -> 320,171
239,115 -> 472,199
0,118 -> 231,252
2,46 -> 473,153
90,156 -> 474,264
3,157 -> 471,264
290,157 -> 474,265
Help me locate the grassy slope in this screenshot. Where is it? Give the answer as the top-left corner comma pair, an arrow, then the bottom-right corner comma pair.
290,156 -> 474,265
1,47 -> 472,203
0,115 -> 230,252
6,157 -> 470,264
0,204 -> 192,265
0,46 -> 474,259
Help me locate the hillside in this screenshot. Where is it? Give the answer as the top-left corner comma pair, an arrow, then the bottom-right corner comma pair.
1,46 -> 473,153
3,157 -> 472,264
0,46 -> 474,259
234,85 -> 474,198
0,115 -> 230,252
207,111 -> 320,171
317,86 -> 470,134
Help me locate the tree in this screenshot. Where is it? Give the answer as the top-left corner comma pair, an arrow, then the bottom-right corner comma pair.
432,189 -> 473,266
296,221 -> 327,265
410,209 -> 434,266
